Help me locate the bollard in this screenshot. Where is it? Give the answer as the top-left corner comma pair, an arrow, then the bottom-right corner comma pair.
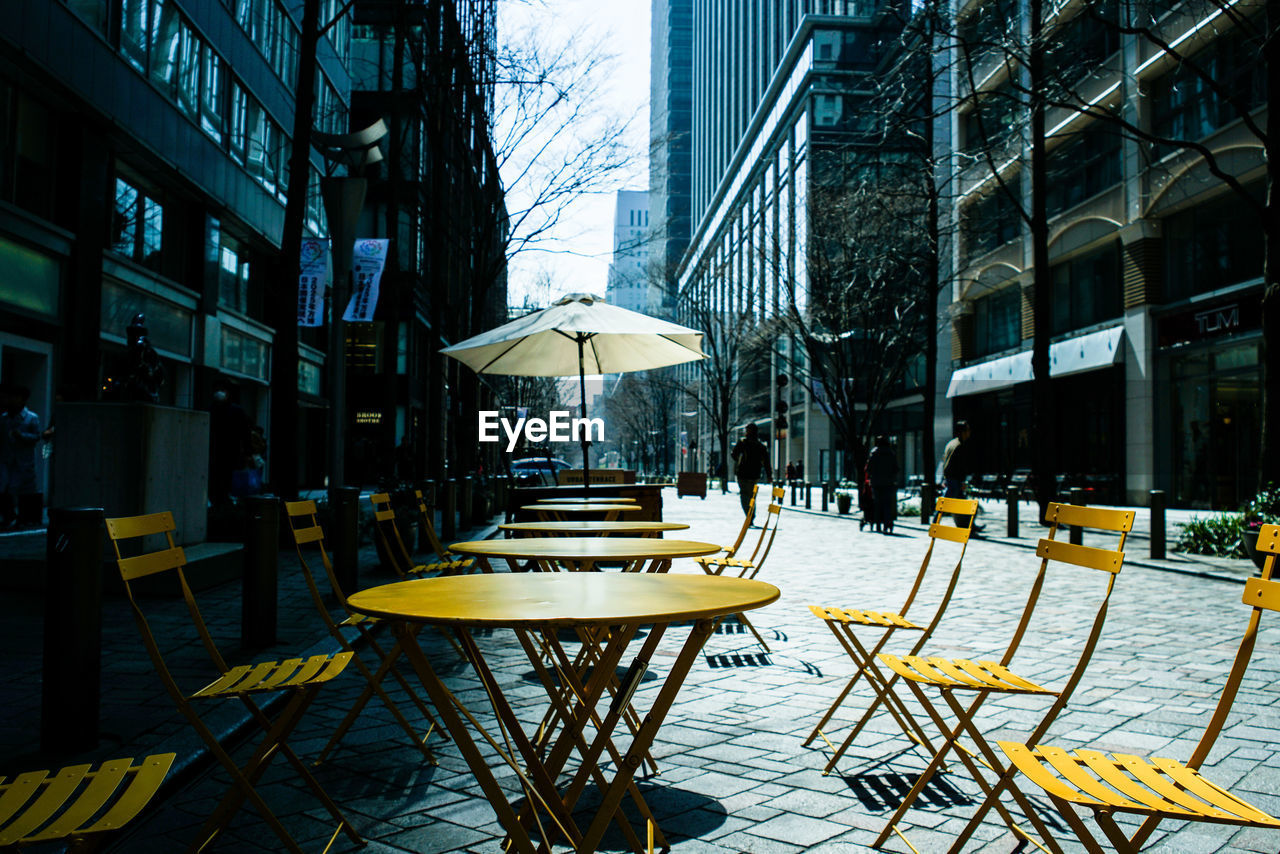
442,479 -> 457,540
1006,486 -> 1019,539
821,482 -> 829,512
493,475 -> 506,518
789,482 -> 796,506
42,507 -> 105,754
459,476 -> 474,531
804,481 -> 812,509
242,496 -> 278,648
418,480 -> 435,553
1069,487 -> 1085,545
329,486 -> 360,595
921,482 -> 936,524
1150,489 -> 1166,560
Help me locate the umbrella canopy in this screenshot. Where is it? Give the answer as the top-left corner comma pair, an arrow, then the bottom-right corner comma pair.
441,293 -> 706,376
442,293 -> 706,489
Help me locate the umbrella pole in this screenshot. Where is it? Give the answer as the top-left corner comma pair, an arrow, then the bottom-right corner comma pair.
578,335 -> 590,496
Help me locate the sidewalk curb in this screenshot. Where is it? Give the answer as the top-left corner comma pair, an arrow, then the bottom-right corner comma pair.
783,504 -> 1251,585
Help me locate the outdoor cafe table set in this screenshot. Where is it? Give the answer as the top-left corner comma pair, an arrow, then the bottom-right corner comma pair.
345,529 -> 779,854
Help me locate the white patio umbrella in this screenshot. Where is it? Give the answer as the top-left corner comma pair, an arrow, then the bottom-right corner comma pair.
441,293 -> 706,490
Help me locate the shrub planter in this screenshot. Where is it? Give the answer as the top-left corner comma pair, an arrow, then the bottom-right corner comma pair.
836,493 -> 852,515
1242,527 -> 1268,571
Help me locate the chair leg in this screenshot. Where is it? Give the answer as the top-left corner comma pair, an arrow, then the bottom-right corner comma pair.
317,640 -> 437,765
1052,796 -> 1113,854
239,691 -> 364,848
187,690 -> 318,854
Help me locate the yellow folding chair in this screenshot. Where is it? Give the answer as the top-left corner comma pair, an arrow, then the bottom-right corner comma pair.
692,487 -> 786,652
718,483 -> 761,558
284,499 -> 444,765
998,523 -> 1280,853
0,753 -> 173,850
105,511 -> 360,854
871,502 -> 1135,853
371,491 -> 473,576
805,496 -> 978,774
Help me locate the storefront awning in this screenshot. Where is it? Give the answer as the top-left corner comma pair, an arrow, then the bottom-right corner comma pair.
947,326 -> 1125,398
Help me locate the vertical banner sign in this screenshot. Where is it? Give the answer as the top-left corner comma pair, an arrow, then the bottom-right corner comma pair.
344,238 -> 389,322
297,238 -> 329,327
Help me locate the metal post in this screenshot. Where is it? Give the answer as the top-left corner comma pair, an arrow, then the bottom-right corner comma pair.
1150,489 -> 1166,560
459,476 -> 474,531
921,482 -> 936,524
1069,487 -> 1085,545
804,481 -> 812,509
330,485 -> 360,594
442,479 -> 457,540
42,507 -> 104,754
790,482 -> 797,506
1006,486 -> 1019,539
242,496 -> 278,648
821,482 -> 829,512
417,480 -> 435,553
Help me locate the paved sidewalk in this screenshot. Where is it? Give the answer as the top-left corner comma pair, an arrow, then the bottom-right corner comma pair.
78,489 -> 1280,853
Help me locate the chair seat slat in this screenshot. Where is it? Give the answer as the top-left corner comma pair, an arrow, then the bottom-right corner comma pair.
1107,752 -> 1240,818
79,754 -> 176,836
0,772 -> 51,832
1150,757 -> 1280,825
1036,745 -> 1147,810
996,743 -> 1106,806
0,765 -> 91,843
1075,750 -> 1199,815
27,760 -> 132,841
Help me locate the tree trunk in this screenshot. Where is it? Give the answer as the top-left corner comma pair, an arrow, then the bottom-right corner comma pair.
1028,0 -> 1054,523
1261,1 -> 1280,489
269,0 -> 320,499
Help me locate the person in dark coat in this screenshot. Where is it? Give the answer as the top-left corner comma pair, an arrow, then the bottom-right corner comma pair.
867,434 -> 899,534
731,423 -> 772,526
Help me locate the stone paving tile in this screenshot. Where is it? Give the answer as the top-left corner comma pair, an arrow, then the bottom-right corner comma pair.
13,489 -> 1276,852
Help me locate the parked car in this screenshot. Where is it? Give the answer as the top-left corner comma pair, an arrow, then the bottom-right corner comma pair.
509,457 -> 571,485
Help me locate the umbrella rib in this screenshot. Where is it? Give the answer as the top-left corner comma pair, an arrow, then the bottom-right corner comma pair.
473,337 -> 531,374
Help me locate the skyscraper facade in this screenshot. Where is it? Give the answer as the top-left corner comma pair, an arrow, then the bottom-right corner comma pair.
606,190 -> 651,314
649,0 -> 692,308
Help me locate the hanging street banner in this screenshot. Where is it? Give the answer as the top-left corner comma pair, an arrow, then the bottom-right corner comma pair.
297,237 -> 329,327
344,238 -> 390,322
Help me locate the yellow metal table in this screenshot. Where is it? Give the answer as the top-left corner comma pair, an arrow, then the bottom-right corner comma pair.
451,536 -> 716,573
500,520 -> 690,539
347,573 -> 780,854
533,497 -> 640,504
521,503 -> 644,522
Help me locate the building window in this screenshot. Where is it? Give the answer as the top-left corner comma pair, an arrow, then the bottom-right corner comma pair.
199,43 -> 223,142
1046,122 -> 1121,217
1051,241 -> 1121,335
962,187 -> 1020,259
1045,0 -> 1120,84
1164,187 -> 1264,300
64,0 -> 109,33
218,236 -> 253,315
972,286 -> 1021,357
101,280 -> 192,357
1150,25 -> 1265,157
960,82 -> 1020,155
111,177 -> 164,272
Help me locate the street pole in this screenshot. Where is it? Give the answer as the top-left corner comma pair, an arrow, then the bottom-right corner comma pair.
321,176 -> 367,491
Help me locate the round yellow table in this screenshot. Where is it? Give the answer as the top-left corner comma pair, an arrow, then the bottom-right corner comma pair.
520,502 -> 644,522
532,496 -> 639,504
500,520 -> 689,539
450,536 -> 717,572
347,574 -> 779,854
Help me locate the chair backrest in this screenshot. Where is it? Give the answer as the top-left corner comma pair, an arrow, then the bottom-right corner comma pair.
741,486 -> 788,565
369,492 -> 416,578
724,483 -> 761,557
1182,523 -> 1279,772
283,499 -> 351,626
105,511 -> 230,699
1001,502 -> 1134,698
894,496 -> 980,626
413,489 -> 451,559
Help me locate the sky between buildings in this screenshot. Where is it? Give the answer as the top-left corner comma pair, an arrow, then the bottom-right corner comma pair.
497,0 -> 652,310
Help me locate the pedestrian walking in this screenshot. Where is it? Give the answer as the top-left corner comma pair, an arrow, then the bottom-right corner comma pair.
941,420 -> 983,532
731,422 -> 772,526
0,384 -> 43,528
867,435 -> 899,534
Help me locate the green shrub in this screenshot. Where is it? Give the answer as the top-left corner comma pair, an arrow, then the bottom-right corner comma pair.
1176,512 -> 1246,558
1242,483 -> 1280,532
898,500 -> 921,517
